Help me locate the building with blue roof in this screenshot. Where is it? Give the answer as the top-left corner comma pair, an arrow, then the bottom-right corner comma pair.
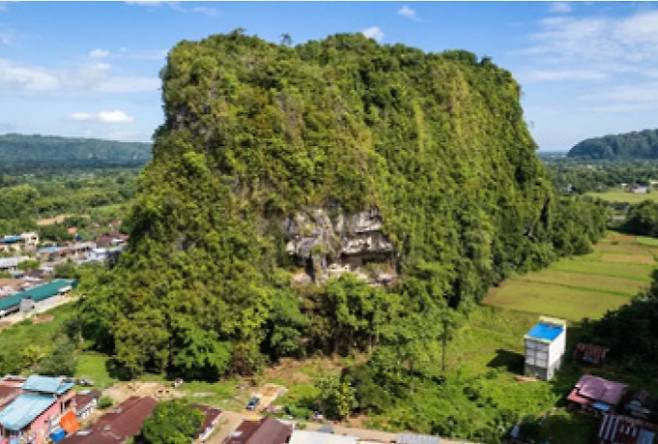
0,375 -> 76,444
524,316 -> 567,381
22,376 -> 74,396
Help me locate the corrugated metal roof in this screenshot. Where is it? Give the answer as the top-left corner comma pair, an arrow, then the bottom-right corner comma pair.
289,431 -> 358,444
397,433 -> 441,444
0,279 -> 75,311
526,322 -> 563,342
23,375 -> 74,395
0,393 -> 55,431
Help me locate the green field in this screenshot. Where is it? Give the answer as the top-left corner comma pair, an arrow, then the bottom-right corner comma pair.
484,232 -> 657,321
587,187 -> 658,204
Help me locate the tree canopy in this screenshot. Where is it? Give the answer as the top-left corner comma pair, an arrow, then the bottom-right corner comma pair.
77,31 -> 606,381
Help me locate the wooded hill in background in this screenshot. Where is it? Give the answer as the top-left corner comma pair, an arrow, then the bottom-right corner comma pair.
78,31 -> 606,395
0,134 -> 152,170
568,129 -> 658,160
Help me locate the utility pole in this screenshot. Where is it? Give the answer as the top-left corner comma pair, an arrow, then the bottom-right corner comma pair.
441,318 -> 448,373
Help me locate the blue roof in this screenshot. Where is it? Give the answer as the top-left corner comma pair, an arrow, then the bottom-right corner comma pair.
527,322 -> 563,342
22,375 -> 74,395
0,393 -> 55,431
1,236 -> 22,244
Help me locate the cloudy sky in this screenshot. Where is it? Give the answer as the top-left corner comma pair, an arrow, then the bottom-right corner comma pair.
1,1 -> 657,150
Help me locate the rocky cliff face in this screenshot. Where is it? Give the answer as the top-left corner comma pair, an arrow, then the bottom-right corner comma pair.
284,208 -> 396,284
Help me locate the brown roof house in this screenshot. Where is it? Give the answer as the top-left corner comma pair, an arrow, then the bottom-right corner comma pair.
73,390 -> 101,420
195,405 -> 221,443
224,417 -> 292,444
568,374 -> 628,415
61,396 -> 157,444
598,414 -> 657,444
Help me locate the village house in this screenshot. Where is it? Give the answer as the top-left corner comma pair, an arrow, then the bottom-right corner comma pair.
0,257 -> 29,274
194,405 -> 221,443
573,343 -> 610,365
61,396 -> 157,444
289,430 -> 358,444
568,374 -> 628,415
0,233 -> 39,254
524,316 -> 567,381
0,375 -> 76,444
0,279 -> 75,318
224,417 -> 292,444
625,390 -> 658,422
72,390 -> 101,421
95,233 -> 128,249
598,413 -> 656,444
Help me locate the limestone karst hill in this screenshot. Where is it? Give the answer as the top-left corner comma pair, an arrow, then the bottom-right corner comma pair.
78,32 -> 605,378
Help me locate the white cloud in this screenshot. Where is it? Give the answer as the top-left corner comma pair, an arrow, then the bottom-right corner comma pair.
0,58 -> 60,91
125,1 -> 218,15
362,26 -> 384,42
124,1 -> 161,6
89,48 -> 110,59
68,110 -> 135,124
191,6 -> 220,17
549,2 -> 572,14
0,58 -> 159,95
398,5 -> 418,21
519,69 -> 607,83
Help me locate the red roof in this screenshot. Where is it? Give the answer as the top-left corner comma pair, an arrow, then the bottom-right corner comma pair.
572,374 -> 628,406
61,396 -> 157,444
195,404 -> 221,434
225,417 -> 292,444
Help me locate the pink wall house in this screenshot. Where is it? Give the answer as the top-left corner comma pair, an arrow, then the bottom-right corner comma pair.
0,376 -> 76,444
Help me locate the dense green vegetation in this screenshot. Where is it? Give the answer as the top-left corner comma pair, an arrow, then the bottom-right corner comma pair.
0,133 -> 151,171
139,400 -> 203,444
587,269 -> 658,366
623,200 -> 658,236
0,169 -> 137,238
568,128 -> 658,160
546,158 -> 658,194
78,31 -> 604,377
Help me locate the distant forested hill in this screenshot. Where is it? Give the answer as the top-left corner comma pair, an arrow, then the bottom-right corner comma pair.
0,133 -> 152,170
568,129 -> 658,159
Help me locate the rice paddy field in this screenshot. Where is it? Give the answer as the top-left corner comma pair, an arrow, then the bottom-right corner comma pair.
586,187 -> 658,204
484,232 -> 657,321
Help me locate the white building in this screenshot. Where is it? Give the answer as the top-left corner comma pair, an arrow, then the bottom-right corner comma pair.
289,431 -> 357,444
524,316 -> 567,381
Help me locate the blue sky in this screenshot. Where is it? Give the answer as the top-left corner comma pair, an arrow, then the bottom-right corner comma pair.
1,1 -> 658,150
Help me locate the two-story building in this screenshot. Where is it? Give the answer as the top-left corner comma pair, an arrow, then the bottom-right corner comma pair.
0,375 -> 76,444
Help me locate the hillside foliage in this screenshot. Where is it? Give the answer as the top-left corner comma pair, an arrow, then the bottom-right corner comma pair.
568,129 -> 658,160
77,32 -> 606,387
0,134 -> 151,170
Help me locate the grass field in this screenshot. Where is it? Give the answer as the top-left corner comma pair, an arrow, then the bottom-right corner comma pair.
484,232 -> 657,321
587,187 -> 658,204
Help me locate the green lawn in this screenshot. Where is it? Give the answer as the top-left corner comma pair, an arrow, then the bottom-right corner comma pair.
75,352 -> 117,389
484,232 -> 657,321
587,187 -> 658,204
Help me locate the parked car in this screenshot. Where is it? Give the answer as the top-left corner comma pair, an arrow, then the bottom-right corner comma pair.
246,396 -> 260,411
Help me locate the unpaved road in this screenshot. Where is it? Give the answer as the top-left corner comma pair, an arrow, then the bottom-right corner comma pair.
202,409 -> 473,444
